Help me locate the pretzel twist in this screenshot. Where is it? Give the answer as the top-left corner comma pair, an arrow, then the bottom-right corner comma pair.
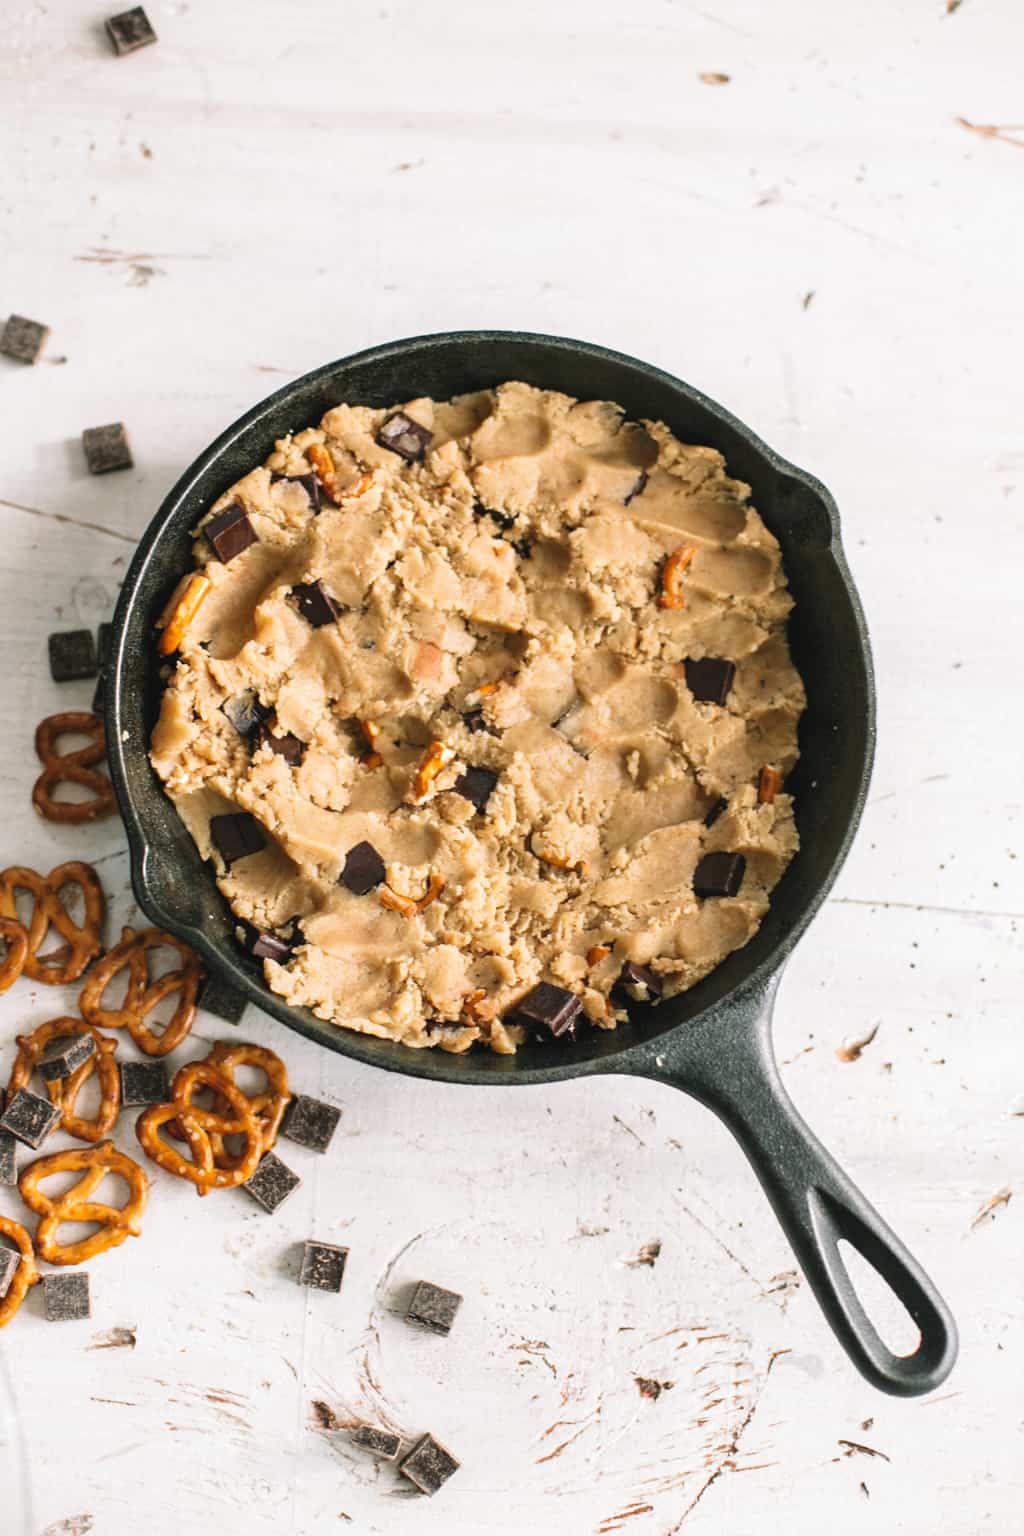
0,862 -> 104,984
19,1140 -> 148,1265
204,1041 -> 291,1169
136,1061 -> 262,1195
0,917 -> 29,993
0,1217 -> 40,1329
32,712 -> 115,824
80,925 -> 202,1056
8,1016 -> 120,1143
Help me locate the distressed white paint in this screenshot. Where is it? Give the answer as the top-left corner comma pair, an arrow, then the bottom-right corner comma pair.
0,2 -> 1021,1532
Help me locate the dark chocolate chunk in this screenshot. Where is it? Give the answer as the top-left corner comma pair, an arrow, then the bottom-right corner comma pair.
506,981 -> 583,1041
243,1151 -> 301,1213
612,962 -> 664,1008
0,1087 -> 61,1149
38,1033 -> 96,1084
405,1280 -> 462,1336
399,1433 -> 460,1496
693,851 -> 746,899
197,970 -> 249,1023
282,1094 -> 341,1154
105,6 -> 157,53
255,720 -> 305,765
43,1271 -> 90,1321
273,472 -> 320,512
341,841 -> 386,896
82,422 -> 133,475
1,313 -> 49,365
512,536 -> 532,559
453,766 -> 499,813
237,922 -> 294,964
684,657 -> 736,706
624,469 -> 648,506
221,689 -> 268,738
703,797 -> 728,828
291,579 -> 342,628
352,1426 -> 402,1460
298,1240 -> 348,1292
48,629 -> 98,683
462,709 -> 490,735
0,1094 -> 15,1185
206,503 -> 257,564
0,1246 -> 21,1301
473,501 -> 515,530
376,411 -> 432,462
118,1059 -> 170,1107
210,811 -> 266,867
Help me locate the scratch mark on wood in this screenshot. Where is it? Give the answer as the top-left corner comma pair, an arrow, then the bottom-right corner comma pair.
955,118 -> 1024,150
612,1113 -> 647,1146
535,1420 -> 591,1464
835,1438 -> 891,1463
596,1502 -> 654,1531
571,1222 -> 610,1239
310,1399 -> 344,1431
624,1239 -> 661,1268
42,1518 -> 94,1536
511,1339 -> 558,1376
970,1188 -> 1012,1230
802,290 -> 815,310
0,497 -> 136,545
88,1325 -> 137,1350
698,71 -> 730,85
89,1396 -> 138,1406
860,1479 -> 871,1498
836,1022 -> 880,1062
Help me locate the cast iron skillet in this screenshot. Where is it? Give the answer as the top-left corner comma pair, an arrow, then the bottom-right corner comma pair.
106,331 -> 957,1397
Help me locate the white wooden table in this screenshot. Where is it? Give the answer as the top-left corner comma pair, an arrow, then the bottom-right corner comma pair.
1,3 -> 1021,1532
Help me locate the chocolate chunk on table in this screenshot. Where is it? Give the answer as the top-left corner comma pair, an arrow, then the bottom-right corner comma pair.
43,1271 -> 90,1321
283,1094 -> 340,1153
105,6 -> 157,53
454,766 -> 498,813
291,579 -> 342,628
693,851 -> 746,899
198,970 -> 248,1023
399,1433 -> 460,1496
298,1240 -> 348,1292
506,981 -> 583,1041
611,962 -> 664,1008
376,411 -> 432,462
118,1059 -> 169,1107
0,1246 -> 21,1301
210,811 -> 266,867
341,841 -> 386,896
255,720 -> 304,765
0,1088 -> 61,1149
206,503 -> 257,564
405,1280 -> 462,1336
0,314 -> 49,365
48,629 -> 98,684
0,1093 -> 16,1185
703,796 -> 728,828
273,472 -> 320,512
38,1033 -> 96,1084
352,1426 -> 402,1460
684,657 -> 736,706
82,422 -> 133,475
221,689 -> 267,739
243,1151 -> 301,1213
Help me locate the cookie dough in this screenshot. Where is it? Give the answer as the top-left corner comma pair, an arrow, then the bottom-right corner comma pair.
150,382 -> 806,1052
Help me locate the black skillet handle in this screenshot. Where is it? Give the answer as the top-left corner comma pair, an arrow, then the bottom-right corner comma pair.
640,975 -> 958,1396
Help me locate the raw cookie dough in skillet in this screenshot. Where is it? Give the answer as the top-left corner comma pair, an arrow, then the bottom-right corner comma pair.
150,382 -> 806,1053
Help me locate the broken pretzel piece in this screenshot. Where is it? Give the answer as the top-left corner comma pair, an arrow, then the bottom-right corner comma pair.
657,544 -> 697,610
156,572 -> 211,656
357,719 -> 383,770
379,872 -> 446,920
306,441 -> 341,503
411,740 -> 454,801
586,944 -> 611,966
757,764 -> 783,804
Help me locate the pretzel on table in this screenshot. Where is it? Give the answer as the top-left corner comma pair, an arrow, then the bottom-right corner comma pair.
80,925 -> 202,1056
32,711 -> 115,824
0,1216 -> 40,1329
8,1016 -> 120,1143
0,861 -> 104,985
136,1060 -> 262,1195
19,1140 -> 148,1266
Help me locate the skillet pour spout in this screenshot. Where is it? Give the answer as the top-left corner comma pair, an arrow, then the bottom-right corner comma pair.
105,329 -> 957,1396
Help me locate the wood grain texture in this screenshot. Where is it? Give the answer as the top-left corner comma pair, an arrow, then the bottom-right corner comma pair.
1,1 -> 1021,1532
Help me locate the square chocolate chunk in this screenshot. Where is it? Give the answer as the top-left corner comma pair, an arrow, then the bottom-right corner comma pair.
0,314 -> 49,365
611,962 -> 663,1008
82,422 -> 133,474
255,720 -> 304,766
210,811 -> 266,867
118,1059 -> 170,1107
274,472 -> 320,512
291,579 -> 342,628
399,1433 -> 460,1496
352,1426 -> 402,1460
507,981 -> 582,1041
693,851 -> 746,899
106,6 -> 157,53
341,841 -> 386,896
376,412 -> 432,463
283,1094 -> 341,1154
243,1152 -> 301,1213
221,689 -> 267,739
48,629 -> 98,683
38,1033 -> 96,1084
0,1088 -> 61,1149
684,656 -> 736,706
43,1271 -> 90,1321
298,1240 -> 348,1292
405,1280 -> 462,1336
454,766 -> 499,813
206,503 -> 257,564
0,1246 -> 21,1301
197,970 -> 248,1024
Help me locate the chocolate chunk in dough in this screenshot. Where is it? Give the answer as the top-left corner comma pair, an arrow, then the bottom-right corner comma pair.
255,719 -> 305,765
399,1433 -> 460,1496
341,841 -> 386,895
82,422 -> 133,474
206,503 -> 257,564
612,962 -> 664,1008
37,1033 -> 96,1084
221,689 -> 268,739
507,981 -> 583,1040
405,1280 -> 462,1336
693,851 -> 746,899
703,797 -> 728,828
238,923 -> 293,963
48,629 -> 98,683
243,1151 -> 301,1213
0,1088 -> 61,1149
105,6 -> 157,53
282,1094 -> 340,1153
273,472 -> 320,512
1,313 -> 49,364
684,657 -> 736,706
291,579 -> 342,628
453,766 -> 499,813
0,1246 -> 20,1301
210,811 -> 266,866
462,709 -> 490,735
624,469 -> 648,505
473,501 -> 515,529
298,1240 -> 348,1292
118,1059 -> 170,1107
198,970 -> 249,1023
43,1271 -> 90,1321
376,412 -> 432,462
352,1426 -> 402,1460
